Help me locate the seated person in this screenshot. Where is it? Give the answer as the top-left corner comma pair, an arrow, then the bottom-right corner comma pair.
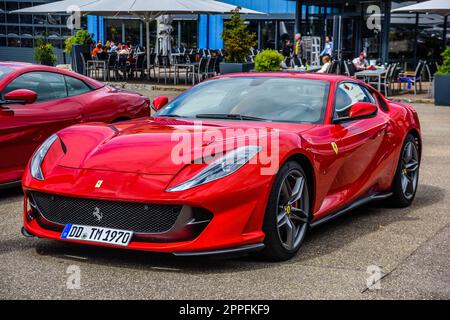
91,43 -> 103,59
317,55 -> 331,73
352,52 -> 369,71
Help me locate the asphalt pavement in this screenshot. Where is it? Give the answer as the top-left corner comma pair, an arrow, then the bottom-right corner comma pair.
0,103 -> 449,300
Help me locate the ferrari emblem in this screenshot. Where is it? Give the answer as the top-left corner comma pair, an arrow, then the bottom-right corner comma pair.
95,180 -> 103,188
286,205 -> 292,214
331,142 -> 339,155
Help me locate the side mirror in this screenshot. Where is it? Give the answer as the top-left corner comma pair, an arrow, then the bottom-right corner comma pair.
349,102 -> 377,119
4,89 -> 38,104
152,96 -> 169,111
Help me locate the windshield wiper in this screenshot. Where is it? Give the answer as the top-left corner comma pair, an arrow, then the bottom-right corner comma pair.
195,113 -> 269,122
156,114 -> 187,118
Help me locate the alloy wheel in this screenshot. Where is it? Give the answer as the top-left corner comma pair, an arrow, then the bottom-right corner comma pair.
276,169 -> 310,251
401,141 -> 419,200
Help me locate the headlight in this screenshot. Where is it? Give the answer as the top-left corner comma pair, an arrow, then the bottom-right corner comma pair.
167,145 -> 262,192
30,134 -> 58,181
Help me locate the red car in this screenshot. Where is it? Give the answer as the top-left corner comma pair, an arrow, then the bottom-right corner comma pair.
0,62 -> 150,187
22,73 -> 421,261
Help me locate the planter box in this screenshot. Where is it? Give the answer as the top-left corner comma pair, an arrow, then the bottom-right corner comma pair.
434,75 -> 450,106
219,62 -> 254,75
40,60 -> 54,67
71,44 -> 91,75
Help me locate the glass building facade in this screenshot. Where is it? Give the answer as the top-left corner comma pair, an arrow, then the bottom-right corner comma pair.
0,0 -> 87,49
0,0 -> 447,66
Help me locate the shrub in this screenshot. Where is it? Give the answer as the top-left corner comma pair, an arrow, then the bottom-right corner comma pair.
64,29 -> 93,54
221,7 -> 257,63
34,37 -> 57,65
436,47 -> 450,75
254,50 -> 284,72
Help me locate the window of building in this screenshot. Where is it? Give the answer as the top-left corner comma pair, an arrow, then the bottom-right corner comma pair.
125,19 -> 141,46
5,1 -> 18,24
416,14 -> 445,62
105,18 -> 124,43
261,20 -> 276,49
180,20 -> 197,48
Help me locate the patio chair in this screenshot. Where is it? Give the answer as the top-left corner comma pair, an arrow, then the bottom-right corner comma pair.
105,53 -> 118,81
130,53 -> 146,79
327,60 -> 339,74
80,52 -> 95,77
115,54 -> 130,80
399,60 -> 425,95
343,60 -> 356,77
369,64 -> 394,97
206,57 -> 217,78
157,55 -> 175,84
190,57 -> 209,83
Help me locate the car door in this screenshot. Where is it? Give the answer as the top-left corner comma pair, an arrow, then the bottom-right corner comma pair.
328,81 -> 390,202
0,71 -> 83,182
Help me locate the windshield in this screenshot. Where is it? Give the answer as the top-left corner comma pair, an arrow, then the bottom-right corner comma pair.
0,66 -> 14,81
156,77 -> 330,124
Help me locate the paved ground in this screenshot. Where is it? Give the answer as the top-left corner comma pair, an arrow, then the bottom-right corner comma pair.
0,100 -> 449,300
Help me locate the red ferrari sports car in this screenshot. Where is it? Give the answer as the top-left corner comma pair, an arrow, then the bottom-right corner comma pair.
22,73 -> 421,261
0,62 -> 150,187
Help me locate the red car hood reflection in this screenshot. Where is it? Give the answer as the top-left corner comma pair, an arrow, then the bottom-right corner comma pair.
57,117 -> 314,175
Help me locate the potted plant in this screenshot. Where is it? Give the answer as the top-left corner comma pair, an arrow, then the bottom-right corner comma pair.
64,29 -> 94,74
435,46 -> 450,106
254,50 -> 284,72
34,37 -> 57,66
220,6 -> 257,74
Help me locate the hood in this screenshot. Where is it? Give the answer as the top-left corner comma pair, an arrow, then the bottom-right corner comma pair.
57,118 -> 314,175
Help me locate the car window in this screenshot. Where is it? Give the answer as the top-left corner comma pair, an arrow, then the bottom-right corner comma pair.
65,75 -> 92,97
157,77 -> 330,124
4,71 -> 67,103
334,82 -> 375,118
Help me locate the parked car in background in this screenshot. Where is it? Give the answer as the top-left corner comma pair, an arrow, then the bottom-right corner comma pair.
0,62 -> 150,187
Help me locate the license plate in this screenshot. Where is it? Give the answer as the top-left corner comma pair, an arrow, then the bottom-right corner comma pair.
61,224 -> 133,247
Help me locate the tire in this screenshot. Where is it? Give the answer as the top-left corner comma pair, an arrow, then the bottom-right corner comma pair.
261,161 -> 311,261
388,134 -> 420,208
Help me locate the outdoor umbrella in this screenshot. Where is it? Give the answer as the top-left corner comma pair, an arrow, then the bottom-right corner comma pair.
391,0 -> 450,16
13,0 -> 264,71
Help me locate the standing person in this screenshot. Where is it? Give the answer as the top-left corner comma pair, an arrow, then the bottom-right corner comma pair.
294,33 -> 306,66
320,35 -> 333,58
281,39 -> 294,68
352,52 -> 369,71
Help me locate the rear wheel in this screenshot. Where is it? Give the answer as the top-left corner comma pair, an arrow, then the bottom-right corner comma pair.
261,161 -> 310,261
389,134 -> 420,207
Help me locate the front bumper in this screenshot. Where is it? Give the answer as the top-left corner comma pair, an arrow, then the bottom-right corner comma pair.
22,165 -> 272,254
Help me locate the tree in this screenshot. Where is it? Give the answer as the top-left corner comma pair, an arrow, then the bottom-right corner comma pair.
254,50 -> 284,72
64,29 -> 94,54
221,7 -> 257,63
34,36 -> 57,65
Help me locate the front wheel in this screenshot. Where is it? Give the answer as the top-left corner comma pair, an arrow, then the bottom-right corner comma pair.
261,161 -> 311,261
389,134 -> 420,207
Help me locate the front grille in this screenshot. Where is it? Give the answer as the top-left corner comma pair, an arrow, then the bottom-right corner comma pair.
30,192 -> 182,234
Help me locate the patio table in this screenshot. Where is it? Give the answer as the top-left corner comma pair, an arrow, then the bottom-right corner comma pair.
355,69 -> 387,91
